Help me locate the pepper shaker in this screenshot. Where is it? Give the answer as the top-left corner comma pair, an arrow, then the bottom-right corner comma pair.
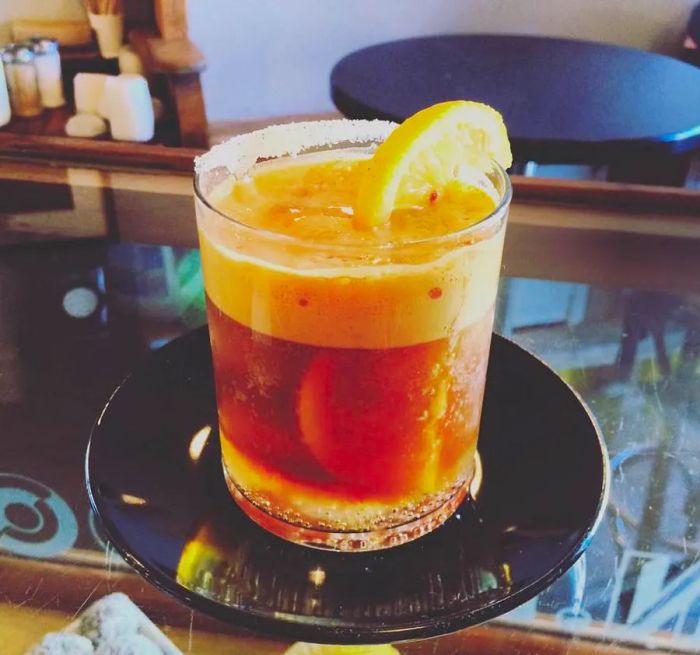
0,44 -> 42,118
28,38 -> 65,108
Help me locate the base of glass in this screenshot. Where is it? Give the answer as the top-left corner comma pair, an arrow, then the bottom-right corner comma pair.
224,454 -> 482,552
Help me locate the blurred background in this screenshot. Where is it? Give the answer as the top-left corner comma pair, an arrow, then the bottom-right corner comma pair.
0,0 -> 697,121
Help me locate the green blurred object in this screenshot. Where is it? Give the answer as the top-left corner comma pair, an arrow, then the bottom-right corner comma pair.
176,250 -> 206,328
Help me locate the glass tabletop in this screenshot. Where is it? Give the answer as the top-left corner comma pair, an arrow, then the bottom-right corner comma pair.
1,155 -> 700,654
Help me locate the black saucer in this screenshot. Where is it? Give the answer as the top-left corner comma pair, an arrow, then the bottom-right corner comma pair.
86,327 -> 609,644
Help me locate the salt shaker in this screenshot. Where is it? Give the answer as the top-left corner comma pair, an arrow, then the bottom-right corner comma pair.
0,57 -> 11,126
0,44 -> 42,118
28,38 -> 65,108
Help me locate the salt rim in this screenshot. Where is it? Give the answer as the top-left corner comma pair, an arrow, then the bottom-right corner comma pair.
194,119 -> 398,177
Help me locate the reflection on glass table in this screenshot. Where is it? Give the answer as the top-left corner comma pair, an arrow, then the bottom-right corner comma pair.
498,278 -> 700,651
2,160 -> 700,653
0,238 -> 700,648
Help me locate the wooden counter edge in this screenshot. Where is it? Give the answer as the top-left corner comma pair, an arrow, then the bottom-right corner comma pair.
0,130 -> 699,215
0,553 -> 682,655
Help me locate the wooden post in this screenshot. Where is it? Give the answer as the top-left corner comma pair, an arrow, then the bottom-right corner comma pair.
154,0 -> 188,39
129,24 -> 209,148
168,73 -> 209,148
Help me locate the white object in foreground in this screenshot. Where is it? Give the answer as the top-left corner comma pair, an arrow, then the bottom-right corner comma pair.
25,592 -> 182,655
28,633 -> 94,655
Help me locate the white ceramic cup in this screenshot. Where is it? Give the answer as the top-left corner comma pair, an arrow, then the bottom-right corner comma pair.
88,12 -> 124,59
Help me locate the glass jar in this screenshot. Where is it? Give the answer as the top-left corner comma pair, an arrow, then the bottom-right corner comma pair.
0,44 -> 42,118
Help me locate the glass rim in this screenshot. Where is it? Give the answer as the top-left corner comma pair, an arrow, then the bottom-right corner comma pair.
193,146 -> 512,254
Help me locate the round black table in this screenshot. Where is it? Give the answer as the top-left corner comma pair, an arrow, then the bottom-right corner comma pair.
331,35 -> 700,182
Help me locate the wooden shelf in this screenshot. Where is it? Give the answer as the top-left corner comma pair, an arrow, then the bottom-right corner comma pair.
0,101 -> 181,145
0,108 -> 71,138
0,130 -> 200,171
0,0 -> 208,153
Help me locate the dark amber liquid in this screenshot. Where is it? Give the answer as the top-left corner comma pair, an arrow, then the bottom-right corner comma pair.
208,295 -> 493,508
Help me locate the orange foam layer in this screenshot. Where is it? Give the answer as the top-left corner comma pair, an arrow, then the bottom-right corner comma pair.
198,225 -> 504,349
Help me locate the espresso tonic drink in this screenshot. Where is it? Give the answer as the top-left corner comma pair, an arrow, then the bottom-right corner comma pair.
195,105 -> 512,550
